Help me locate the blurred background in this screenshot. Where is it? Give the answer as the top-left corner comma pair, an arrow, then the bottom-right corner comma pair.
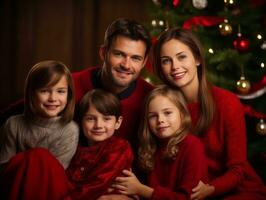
1,0 -> 266,181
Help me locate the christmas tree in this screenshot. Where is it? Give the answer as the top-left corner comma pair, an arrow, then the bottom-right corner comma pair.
144,0 -> 266,181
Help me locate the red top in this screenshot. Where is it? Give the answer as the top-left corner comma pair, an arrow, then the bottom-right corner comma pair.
66,136 -> 134,200
72,67 -> 154,143
188,86 -> 266,198
148,134 -> 208,200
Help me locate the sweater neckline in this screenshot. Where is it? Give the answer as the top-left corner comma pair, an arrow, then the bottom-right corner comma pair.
30,116 -> 62,128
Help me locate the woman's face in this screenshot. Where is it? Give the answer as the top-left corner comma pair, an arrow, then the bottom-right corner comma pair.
160,39 -> 199,92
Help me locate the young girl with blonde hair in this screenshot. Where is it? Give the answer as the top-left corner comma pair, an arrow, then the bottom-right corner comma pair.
112,85 -> 207,200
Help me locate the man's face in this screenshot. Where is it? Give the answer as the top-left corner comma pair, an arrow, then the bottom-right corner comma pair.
101,35 -> 147,93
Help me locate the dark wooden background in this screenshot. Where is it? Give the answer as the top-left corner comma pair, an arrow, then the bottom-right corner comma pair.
0,0 -> 149,107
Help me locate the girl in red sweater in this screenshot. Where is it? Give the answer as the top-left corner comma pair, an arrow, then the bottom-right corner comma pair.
112,85 -> 208,200
153,28 -> 266,199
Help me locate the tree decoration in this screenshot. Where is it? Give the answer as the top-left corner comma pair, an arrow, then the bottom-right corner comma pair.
261,41 -> 266,50
192,0 -> 208,9
233,33 -> 250,52
256,119 -> 266,136
151,19 -> 165,29
236,75 -> 251,94
224,0 -> 236,8
172,0 -> 180,8
152,0 -> 161,6
219,19 -> 233,36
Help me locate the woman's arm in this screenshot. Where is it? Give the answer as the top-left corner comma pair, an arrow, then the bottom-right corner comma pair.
210,93 -> 247,196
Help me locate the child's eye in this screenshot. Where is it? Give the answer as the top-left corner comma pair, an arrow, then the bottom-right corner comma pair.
84,116 -> 94,121
164,111 -> 172,115
39,89 -> 49,93
58,89 -> 67,94
103,116 -> 112,121
148,114 -> 156,119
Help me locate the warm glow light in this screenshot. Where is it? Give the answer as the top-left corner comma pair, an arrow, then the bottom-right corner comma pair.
145,77 -> 152,83
257,34 -> 262,40
151,20 -> 157,27
208,48 -> 214,54
261,62 -> 265,68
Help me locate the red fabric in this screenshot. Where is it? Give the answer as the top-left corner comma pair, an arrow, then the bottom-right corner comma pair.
0,148 -> 70,200
66,136 -> 134,200
243,104 -> 266,119
182,16 -> 224,30
72,67 -> 154,144
148,134 -> 208,200
188,86 -> 266,199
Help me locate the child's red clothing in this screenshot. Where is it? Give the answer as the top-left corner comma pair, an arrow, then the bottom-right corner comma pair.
0,148 -> 71,200
66,136 -> 134,200
188,86 -> 266,199
148,134 -> 208,200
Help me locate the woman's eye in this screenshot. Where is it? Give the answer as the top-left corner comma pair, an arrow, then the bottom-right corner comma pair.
178,55 -> 187,60
161,58 -> 171,65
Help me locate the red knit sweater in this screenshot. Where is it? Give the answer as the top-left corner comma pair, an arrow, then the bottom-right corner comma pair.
66,136 -> 134,200
148,134 -> 208,200
188,86 -> 266,199
72,67 -> 154,144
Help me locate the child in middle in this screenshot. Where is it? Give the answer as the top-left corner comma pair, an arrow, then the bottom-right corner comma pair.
112,85 -> 208,200
66,89 -> 134,200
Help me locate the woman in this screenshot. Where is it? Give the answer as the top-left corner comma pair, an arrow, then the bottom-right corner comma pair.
153,28 -> 266,200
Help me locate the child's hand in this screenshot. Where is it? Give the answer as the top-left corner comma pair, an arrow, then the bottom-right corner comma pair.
112,169 -> 142,196
191,180 -> 215,200
96,194 -> 136,200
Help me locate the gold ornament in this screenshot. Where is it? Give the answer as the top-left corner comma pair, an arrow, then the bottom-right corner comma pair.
219,19 -> 233,36
256,119 -> 266,135
236,76 -> 251,94
224,0 -> 236,8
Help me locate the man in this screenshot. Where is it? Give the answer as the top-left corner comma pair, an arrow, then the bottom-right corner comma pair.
72,18 -> 153,144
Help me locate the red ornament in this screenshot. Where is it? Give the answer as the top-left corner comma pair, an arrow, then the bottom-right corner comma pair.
172,0 -> 180,7
233,34 -> 250,52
